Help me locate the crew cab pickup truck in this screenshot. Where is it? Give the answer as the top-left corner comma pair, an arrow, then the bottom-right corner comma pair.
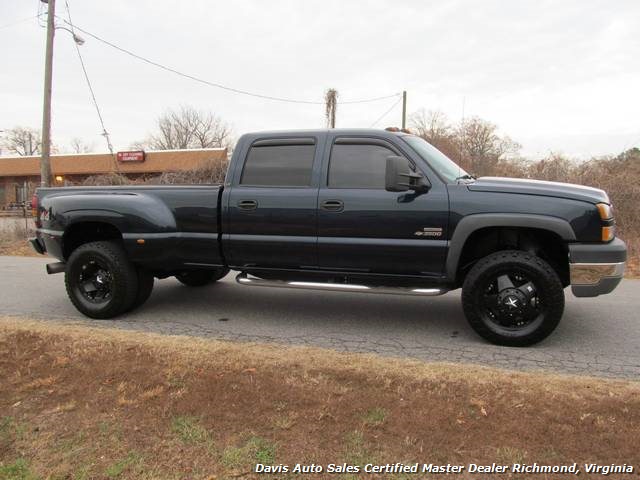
30,128 -> 627,346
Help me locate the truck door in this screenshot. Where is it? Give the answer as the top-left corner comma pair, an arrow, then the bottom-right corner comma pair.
317,135 -> 449,277
225,137 -> 321,269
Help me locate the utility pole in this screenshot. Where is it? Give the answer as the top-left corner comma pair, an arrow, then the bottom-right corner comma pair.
325,89 -> 338,129
401,90 -> 407,129
40,0 -> 55,187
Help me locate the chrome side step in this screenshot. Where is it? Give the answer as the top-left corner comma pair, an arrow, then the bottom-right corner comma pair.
235,273 -> 448,297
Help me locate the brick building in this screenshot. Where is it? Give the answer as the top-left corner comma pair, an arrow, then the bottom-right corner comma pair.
0,148 -> 227,208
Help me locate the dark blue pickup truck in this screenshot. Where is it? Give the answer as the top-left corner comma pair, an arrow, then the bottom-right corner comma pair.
30,128 -> 626,346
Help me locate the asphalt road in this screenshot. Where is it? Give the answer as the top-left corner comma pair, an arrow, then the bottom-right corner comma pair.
1,256 -> 638,379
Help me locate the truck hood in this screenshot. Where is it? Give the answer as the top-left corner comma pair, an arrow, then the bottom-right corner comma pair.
468,177 -> 609,204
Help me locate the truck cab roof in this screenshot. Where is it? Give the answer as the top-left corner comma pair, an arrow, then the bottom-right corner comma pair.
239,128 -> 409,139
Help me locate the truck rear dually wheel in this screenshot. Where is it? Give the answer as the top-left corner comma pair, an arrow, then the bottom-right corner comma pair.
175,268 -> 229,287
461,250 -> 564,347
126,268 -> 154,312
65,241 -> 139,319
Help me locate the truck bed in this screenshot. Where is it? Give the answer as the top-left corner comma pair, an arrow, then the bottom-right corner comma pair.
35,184 -> 225,270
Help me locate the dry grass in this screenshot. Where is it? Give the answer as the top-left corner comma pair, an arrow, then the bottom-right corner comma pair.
144,157 -> 229,185
76,158 -> 229,187
0,218 -> 38,257
0,217 -> 34,240
0,217 -> 37,257
0,239 -> 39,257
624,238 -> 640,278
1,317 -> 639,479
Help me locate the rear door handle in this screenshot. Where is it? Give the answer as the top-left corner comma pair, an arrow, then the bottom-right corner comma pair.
237,200 -> 258,210
321,200 -> 344,212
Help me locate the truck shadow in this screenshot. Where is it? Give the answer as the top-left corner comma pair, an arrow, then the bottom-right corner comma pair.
124,276 -> 596,352
138,276 -> 471,340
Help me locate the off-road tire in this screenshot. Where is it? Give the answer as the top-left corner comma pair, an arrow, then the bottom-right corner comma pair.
175,267 -> 229,287
461,250 -> 565,347
126,268 -> 154,312
65,241 -> 139,319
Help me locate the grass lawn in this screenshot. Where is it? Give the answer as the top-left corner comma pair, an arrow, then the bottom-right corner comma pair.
1,317 -> 639,479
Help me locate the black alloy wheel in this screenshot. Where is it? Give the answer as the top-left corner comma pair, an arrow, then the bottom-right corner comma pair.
76,260 -> 114,304
479,270 -> 543,333
462,250 -> 564,346
65,241 -> 139,319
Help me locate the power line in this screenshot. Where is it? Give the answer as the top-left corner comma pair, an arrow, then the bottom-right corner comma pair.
63,0 -> 116,163
38,2 -> 48,28
60,18 -> 400,106
370,96 -> 403,128
0,14 -> 42,30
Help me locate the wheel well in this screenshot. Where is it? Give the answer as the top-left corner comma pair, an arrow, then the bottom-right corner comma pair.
456,227 -> 570,287
62,222 -> 123,260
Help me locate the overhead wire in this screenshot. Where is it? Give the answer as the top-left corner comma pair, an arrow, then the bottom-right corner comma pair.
369,96 -> 403,128
59,17 -> 401,106
62,0 -> 117,169
38,1 -> 47,28
0,13 -> 43,30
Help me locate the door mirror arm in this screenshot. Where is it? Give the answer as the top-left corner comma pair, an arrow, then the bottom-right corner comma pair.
385,156 -> 430,193
406,171 -> 430,193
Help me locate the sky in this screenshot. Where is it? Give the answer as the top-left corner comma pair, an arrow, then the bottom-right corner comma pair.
1,0 -> 639,159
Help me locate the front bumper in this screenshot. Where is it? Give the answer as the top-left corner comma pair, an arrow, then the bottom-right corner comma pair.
569,238 -> 626,297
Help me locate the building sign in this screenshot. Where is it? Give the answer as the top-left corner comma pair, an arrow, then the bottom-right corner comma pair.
117,151 -> 145,163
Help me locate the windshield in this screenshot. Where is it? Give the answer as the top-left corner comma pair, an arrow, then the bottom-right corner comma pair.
402,135 -> 469,183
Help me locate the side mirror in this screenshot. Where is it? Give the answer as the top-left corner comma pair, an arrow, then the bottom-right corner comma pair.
385,156 -> 429,192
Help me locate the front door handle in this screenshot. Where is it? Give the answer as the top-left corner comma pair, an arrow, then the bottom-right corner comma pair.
321,200 -> 344,212
237,200 -> 258,210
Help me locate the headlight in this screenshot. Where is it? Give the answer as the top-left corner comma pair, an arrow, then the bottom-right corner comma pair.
596,203 -> 613,220
596,203 -> 615,241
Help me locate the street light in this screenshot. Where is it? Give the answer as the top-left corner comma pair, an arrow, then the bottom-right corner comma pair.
55,25 -> 84,45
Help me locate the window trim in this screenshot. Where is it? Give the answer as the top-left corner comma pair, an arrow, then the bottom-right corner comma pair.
252,137 -> 316,147
326,137 -> 413,190
239,138 -> 317,188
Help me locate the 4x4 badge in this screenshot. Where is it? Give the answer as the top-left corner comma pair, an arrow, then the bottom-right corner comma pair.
414,227 -> 443,237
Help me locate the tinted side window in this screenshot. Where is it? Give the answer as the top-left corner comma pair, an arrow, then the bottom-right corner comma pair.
241,144 -> 315,187
328,144 -> 396,188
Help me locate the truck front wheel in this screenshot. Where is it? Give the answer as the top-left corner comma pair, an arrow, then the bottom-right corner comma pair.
461,250 -> 564,347
65,241 -> 139,319
175,268 -> 229,287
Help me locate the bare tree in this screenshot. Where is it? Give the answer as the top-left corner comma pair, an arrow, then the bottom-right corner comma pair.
455,117 -> 520,176
2,127 -> 42,156
69,137 -> 95,154
137,106 -> 232,150
409,112 -> 521,175
410,109 -> 450,142
409,109 -> 462,163
325,89 -> 338,128
529,152 -> 574,183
